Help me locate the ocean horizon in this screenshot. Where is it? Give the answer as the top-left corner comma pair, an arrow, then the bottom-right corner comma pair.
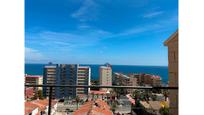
25,64 -> 168,84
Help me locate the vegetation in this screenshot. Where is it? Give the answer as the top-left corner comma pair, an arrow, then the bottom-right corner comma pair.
152,89 -> 162,93
111,101 -> 117,114
90,80 -> 100,90
75,96 -> 80,110
38,90 -> 44,99
159,107 -> 170,115
91,92 -> 95,100
114,86 -> 125,96
163,90 -> 169,101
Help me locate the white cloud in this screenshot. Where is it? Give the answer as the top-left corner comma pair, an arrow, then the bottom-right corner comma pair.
78,24 -> 91,29
25,28 -> 112,51
105,24 -> 162,38
143,11 -> 163,18
25,47 -> 47,63
71,0 -> 99,22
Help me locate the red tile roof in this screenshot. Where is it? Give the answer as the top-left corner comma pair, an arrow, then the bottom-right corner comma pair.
73,99 -> 112,115
25,99 -> 57,113
25,102 -> 38,115
126,94 -> 135,105
90,90 -> 107,95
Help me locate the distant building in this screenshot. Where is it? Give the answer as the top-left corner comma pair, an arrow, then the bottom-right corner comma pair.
99,65 -> 112,91
127,77 -> 138,93
128,73 -> 145,85
128,73 -> 161,87
59,64 -> 78,98
143,74 -> 162,86
151,75 -> 162,87
113,72 -> 138,93
113,72 -> 130,86
38,77 -> 43,90
164,30 -> 178,115
43,63 -> 92,98
25,75 -> 43,97
77,65 -> 91,96
43,63 -> 59,99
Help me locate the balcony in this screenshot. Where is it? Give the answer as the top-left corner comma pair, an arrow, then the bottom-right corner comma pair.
25,84 -> 178,115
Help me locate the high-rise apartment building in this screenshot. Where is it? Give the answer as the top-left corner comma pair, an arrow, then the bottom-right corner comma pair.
43,63 -> 92,98
99,65 -> 112,91
43,63 -> 59,99
43,63 -> 78,98
164,30 -> 178,115
59,64 -> 78,98
76,65 -> 91,96
65,64 -> 78,98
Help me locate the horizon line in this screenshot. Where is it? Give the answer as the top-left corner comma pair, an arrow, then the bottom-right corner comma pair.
25,63 -> 168,67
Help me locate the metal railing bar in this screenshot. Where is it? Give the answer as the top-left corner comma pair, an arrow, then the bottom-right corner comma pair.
48,86 -> 52,115
25,84 -> 178,89
25,84 -> 178,115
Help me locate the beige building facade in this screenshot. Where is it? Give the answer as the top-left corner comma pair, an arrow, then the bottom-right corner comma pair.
77,65 -> 91,95
99,66 -> 112,91
164,30 -> 178,115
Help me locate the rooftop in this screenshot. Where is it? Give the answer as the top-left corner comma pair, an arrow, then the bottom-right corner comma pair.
73,99 -> 112,115
114,72 -> 130,79
44,65 -> 57,68
164,30 -> 178,46
77,64 -> 90,68
89,90 -> 107,95
100,66 -> 111,69
25,75 -> 43,78
25,102 -> 39,114
25,99 -> 57,113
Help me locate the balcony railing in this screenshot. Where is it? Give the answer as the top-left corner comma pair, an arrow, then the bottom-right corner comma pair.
25,84 -> 178,115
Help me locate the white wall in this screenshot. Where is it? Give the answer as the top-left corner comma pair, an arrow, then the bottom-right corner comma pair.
31,108 -> 39,115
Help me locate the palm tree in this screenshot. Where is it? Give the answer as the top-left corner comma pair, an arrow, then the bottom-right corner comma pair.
75,96 -> 80,110
133,90 -> 142,107
102,94 -> 104,100
91,92 -> 95,100
111,101 -> 117,114
133,90 -> 141,100
163,91 -> 168,101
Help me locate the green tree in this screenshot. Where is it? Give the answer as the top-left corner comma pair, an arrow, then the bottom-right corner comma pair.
159,107 -> 170,115
111,102 -> 117,114
133,90 -> 141,100
38,90 -> 44,99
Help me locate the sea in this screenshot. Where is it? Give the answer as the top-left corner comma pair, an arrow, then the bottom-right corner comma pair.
25,64 -> 168,84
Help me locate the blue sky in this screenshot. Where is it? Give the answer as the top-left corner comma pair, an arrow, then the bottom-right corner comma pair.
25,0 -> 178,65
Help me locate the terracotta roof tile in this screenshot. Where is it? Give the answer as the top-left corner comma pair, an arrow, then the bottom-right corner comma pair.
73,99 -> 112,115
25,102 -> 38,114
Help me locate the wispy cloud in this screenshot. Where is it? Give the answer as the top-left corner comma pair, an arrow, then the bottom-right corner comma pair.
77,23 -> 91,29
143,11 -> 163,18
104,14 -> 177,39
25,47 -> 48,63
25,28 -> 112,52
71,0 -> 99,22
105,24 -> 162,39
